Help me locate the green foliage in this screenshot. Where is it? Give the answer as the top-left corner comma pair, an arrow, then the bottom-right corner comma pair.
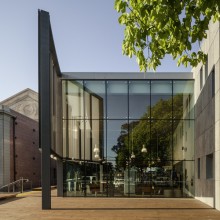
113,94 -> 184,170
115,0 -> 220,71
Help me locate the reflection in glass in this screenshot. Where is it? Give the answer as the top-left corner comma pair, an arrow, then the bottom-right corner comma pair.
107,120 -> 128,162
91,120 -> 105,161
173,120 -> 194,161
151,120 -> 172,161
129,81 -> 150,119
173,160 -> 195,197
84,81 -> 105,119
62,79 -> 195,198
151,81 -> 172,119
62,80 -> 84,120
62,118 -> 104,162
107,81 -> 128,119
173,81 -> 194,119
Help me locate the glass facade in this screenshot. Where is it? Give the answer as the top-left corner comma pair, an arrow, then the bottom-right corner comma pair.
62,79 -> 194,198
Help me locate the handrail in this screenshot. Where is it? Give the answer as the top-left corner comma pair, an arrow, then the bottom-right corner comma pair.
0,177 -> 30,193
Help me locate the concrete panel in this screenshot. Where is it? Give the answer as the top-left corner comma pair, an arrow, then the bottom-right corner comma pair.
215,91 -> 220,122
215,180 -> 220,210
62,72 -> 193,80
215,120 -> 220,151
215,150 -> 220,181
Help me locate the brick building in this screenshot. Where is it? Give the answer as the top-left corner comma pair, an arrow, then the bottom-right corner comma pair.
0,89 -> 56,189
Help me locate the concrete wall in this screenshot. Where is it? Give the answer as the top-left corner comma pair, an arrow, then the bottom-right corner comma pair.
193,21 -> 220,209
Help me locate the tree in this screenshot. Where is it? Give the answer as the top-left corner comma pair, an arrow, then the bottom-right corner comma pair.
113,94 -> 184,170
115,0 -> 220,71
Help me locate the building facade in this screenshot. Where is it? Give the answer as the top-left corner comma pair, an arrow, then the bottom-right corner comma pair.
39,10 -> 220,210
0,89 -> 56,190
61,74 -> 194,198
0,106 -> 14,187
193,21 -> 220,208
0,89 -> 41,189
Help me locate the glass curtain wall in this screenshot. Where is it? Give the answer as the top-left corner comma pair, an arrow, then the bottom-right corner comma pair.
62,79 -> 194,198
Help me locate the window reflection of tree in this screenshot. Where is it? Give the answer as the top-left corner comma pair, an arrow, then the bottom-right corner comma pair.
112,94 -> 184,170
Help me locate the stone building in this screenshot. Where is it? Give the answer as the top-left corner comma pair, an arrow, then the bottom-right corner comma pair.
0,89 -> 41,188
193,21 -> 220,209
0,88 -> 56,189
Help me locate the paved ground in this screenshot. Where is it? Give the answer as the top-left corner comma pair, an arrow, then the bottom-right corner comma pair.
0,190 -> 220,220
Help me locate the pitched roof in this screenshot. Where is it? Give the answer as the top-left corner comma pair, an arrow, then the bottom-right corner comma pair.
0,88 -> 38,121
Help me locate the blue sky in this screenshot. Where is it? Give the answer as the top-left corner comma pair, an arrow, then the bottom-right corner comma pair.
0,0 -> 191,101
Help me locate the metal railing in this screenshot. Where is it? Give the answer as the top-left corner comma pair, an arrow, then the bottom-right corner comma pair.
0,177 -> 31,193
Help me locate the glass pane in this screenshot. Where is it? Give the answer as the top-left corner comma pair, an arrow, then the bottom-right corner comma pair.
91,120 -> 105,161
84,119 -> 92,161
62,119 -> 67,157
62,79 -> 195,198
84,81 -> 105,119
103,162 -> 116,197
107,120 -> 128,162
173,120 -> 194,160
63,119 -> 105,161
107,81 -> 128,119
63,119 -> 84,160
149,160 -> 173,197
128,120 -> 151,166
173,160 -> 194,197
63,80 -> 84,120
173,81 -> 194,94
173,81 -> 194,119
63,161 -> 85,197
114,165 -> 125,196
151,81 -> 172,119
84,81 -> 105,94
151,80 -> 172,94
129,81 -> 150,119
84,162 -> 103,196
151,120 -> 172,161
84,91 -> 91,120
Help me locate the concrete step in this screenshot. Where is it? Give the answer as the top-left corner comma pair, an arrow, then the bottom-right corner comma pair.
0,193 -> 18,200
32,185 -> 57,191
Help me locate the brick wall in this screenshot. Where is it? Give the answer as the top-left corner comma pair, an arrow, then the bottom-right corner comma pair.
12,110 -> 41,188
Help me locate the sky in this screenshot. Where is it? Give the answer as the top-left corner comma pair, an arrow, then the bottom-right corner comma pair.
0,0 -> 191,101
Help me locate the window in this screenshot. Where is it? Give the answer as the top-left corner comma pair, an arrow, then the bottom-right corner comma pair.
200,67 -> 203,90
107,81 -> 128,119
205,55 -> 208,81
62,79 -> 195,197
129,81 -> 150,119
206,154 -> 213,179
198,158 -> 200,179
211,66 -> 215,98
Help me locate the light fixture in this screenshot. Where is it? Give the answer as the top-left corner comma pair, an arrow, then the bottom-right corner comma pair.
93,144 -> 99,153
182,146 -> 187,151
94,144 -> 100,160
131,151 -> 135,159
130,132 -> 135,159
141,144 -> 147,153
94,152 -> 100,160
50,154 -> 57,160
